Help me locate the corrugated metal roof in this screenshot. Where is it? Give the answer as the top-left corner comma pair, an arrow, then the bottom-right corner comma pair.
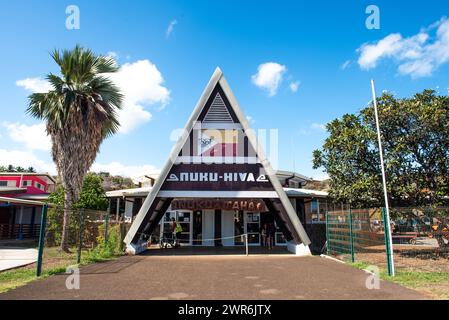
284,188 -> 328,198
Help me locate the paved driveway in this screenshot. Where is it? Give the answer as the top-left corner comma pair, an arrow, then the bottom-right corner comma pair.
0,248 -> 37,272
0,253 -> 425,300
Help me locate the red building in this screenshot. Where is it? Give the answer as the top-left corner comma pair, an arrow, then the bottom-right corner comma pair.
0,173 -> 56,240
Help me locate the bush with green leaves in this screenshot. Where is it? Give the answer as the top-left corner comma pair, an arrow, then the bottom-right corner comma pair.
84,224 -> 122,262
46,173 -> 109,247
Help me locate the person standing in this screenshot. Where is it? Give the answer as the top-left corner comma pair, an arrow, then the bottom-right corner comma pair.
261,223 -> 268,247
170,217 -> 183,247
267,222 -> 276,250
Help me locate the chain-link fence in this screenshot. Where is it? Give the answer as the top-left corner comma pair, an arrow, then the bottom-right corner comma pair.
39,206 -> 130,274
326,207 -> 449,275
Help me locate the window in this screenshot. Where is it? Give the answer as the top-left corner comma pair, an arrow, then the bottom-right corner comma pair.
311,200 -> 326,223
0,181 -> 7,187
311,200 -> 318,221
35,182 -> 45,191
22,180 -> 32,187
319,200 -> 328,222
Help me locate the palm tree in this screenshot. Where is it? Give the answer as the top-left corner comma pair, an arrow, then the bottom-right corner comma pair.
27,45 -> 123,252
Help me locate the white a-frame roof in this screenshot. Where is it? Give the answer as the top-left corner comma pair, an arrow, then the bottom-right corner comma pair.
124,67 -> 311,249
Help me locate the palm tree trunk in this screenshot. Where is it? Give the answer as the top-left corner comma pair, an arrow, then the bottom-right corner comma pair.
60,191 -> 73,252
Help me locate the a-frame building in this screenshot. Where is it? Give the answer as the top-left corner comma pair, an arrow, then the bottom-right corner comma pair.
124,68 -> 311,255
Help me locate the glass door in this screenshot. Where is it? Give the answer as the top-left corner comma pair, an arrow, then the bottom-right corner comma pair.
161,211 -> 192,246
192,210 -> 202,245
176,211 -> 192,245
234,210 -> 245,245
274,221 -> 287,246
245,212 -> 261,246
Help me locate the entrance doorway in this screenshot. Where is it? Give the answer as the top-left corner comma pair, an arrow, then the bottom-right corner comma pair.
192,209 -> 215,246
221,210 -> 261,246
221,210 -> 234,246
161,211 -> 192,246
245,212 -> 261,245
160,209 -> 281,247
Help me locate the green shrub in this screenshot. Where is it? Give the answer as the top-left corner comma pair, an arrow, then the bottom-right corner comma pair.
84,224 -> 122,263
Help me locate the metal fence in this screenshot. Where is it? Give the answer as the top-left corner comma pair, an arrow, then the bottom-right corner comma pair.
389,207 -> 449,274
326,208 -> 389,271
326,207 -> 449,275
37,205 -> 130,276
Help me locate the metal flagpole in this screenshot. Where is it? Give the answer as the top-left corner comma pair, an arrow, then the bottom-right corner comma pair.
371,79 -> 395,276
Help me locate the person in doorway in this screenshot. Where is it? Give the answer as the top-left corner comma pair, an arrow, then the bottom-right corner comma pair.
261,223 -> 268,247
267,222 -> 276,250
170,217 -> 182,247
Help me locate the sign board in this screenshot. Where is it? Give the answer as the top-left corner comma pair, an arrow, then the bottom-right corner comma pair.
171,198 -> 267,211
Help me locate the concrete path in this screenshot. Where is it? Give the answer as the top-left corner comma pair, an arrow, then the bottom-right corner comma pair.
0,253 -> 425,300
0,248 -> 37,272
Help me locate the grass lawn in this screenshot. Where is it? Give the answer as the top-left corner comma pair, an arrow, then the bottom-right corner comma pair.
349,261 -> 449,299
0,246 -> 121,294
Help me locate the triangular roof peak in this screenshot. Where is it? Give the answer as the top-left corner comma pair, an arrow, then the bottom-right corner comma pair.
124,68 -> 311,253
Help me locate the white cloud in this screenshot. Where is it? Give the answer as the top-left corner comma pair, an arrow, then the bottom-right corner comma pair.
110,59 -> 170,133
0,147 -> 158,179
90,162 -> 160,178
0,149 -> 55,174
289,81 -> 300,93
106,51 -> 119,59
16,77 -> 52,93
340,60 -> 351,70
251,62 -> 287,96
166,19 -> 178,38
17,59 -> 170,134
2,122 -> 51,151
357,17 -> 449,78
310,123 -> 326,131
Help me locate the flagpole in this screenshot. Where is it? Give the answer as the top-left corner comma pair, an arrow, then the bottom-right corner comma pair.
371,79 -> 395,276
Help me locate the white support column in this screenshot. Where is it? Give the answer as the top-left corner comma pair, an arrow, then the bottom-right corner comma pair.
287,241 -> 311,256
18,206 -> 24,224
116,198 -> 120,220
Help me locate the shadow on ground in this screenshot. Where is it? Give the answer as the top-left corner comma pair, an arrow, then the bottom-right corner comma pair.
142,246 -> 292,256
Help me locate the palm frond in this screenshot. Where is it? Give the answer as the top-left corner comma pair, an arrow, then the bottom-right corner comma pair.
29,45 -> 123,132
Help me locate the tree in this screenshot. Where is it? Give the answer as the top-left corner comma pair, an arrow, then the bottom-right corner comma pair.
0,165 -> 36,173
47,173 -> 108,247
48,173 -> 108,210
313,90 -> 449,208
27,45 -> 123,251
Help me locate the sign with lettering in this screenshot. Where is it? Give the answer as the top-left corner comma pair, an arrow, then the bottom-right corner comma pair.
171,199 -> 267,212
161,163 -> 273,191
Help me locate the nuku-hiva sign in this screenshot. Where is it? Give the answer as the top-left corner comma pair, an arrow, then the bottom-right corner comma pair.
124,67 -> 311,255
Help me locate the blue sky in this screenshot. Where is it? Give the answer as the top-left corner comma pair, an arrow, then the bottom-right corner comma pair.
0,0 -> 448,179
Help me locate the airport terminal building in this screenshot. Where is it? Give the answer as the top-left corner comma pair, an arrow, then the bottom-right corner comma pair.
117,68 -> 329,255
107,171 -> 328,251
